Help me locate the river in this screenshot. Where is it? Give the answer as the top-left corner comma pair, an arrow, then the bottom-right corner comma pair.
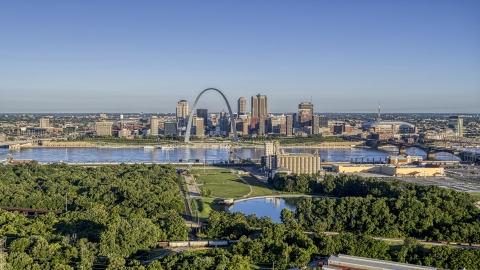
0,146 -> 468,163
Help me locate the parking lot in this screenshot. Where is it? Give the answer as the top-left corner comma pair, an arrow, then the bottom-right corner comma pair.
344,166 -> 480,194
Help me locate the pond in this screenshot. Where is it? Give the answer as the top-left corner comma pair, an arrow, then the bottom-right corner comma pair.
228,197 -> 303,222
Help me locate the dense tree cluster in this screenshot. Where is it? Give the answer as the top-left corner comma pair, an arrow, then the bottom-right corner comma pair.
153,249 -> 250,270
270,173 -> 480,242
199,210 -> 480,269
0,162 -> 185,219
0,163 -> 189,269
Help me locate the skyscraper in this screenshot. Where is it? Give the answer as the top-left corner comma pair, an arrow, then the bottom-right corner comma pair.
251,95 -> 258,118
251,94 -> 267,118
250,94 -> 267,133
238,97 -> 246,116
312,115 -> 320,135
150,116 -> 159,135
286,115 -> 293,137
176,100 -> 189,126
258,116 -> 266,135
197,108 -> 208,126
194,117 -> 204,137
448,116 -> 464,137
298,102 -> 313,127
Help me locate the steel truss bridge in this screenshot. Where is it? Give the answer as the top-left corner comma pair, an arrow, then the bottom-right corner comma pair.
344,136 -> 480,163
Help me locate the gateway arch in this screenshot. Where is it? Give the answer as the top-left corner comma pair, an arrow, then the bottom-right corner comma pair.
184,88 -> 238,142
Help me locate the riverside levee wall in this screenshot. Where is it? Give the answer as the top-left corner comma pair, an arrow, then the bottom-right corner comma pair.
332,164 -> 444,177
41,141 -> 96,147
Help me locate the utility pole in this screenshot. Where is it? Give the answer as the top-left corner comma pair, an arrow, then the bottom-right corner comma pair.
65,193 -> 68,212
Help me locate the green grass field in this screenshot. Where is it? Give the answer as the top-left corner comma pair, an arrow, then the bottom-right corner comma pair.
241,174 -> 278,197
470,192 -> 480,201
188,168 -> 279,221
190,197 -> 227,222
191,169 -> 251,198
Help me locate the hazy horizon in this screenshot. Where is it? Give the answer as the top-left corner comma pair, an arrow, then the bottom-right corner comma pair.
1,1 -> 479,113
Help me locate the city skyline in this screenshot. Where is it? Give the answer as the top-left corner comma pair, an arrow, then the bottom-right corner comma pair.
1,1 -> 479,113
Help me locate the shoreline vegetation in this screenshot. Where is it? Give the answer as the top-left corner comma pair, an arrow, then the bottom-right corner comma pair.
7,133 -> 358,149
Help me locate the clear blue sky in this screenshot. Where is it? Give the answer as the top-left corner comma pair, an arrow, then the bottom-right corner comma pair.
1,1 -> 479,113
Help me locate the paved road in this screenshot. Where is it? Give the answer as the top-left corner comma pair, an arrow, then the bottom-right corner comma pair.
184,175 -> 201,197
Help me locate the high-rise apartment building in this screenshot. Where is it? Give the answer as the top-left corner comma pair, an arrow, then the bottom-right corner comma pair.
448,116 -> 464,137
238,97 -> 246,116
95,121 -> 113,136
150,116 -> 159,135
197,109 -> 208,126
39,118 -> 49,128
298,102 -> 313,127
176,100 -> 189,126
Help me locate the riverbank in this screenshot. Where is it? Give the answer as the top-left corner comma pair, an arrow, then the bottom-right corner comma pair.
21,140 -> 365,149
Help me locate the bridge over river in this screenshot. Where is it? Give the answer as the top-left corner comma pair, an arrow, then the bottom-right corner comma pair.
344,136 -> 480,163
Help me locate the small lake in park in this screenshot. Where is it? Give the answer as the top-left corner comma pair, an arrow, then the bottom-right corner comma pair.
227,197 -> 304,222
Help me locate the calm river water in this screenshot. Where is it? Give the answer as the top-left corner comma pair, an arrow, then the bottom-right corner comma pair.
0,146 -> 465,163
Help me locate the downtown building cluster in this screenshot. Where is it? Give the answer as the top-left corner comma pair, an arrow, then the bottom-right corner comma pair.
172,94 -> 330,138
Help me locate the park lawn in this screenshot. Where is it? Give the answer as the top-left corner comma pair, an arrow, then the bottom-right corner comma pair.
191,169 -> 251,198
469,192 -> 480,201
241,174 -> 278,197
191,198 -> 227,222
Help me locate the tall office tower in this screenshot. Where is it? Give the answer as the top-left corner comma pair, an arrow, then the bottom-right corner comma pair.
292,113 -> 298,128
150,116 -> 159,135
176,100 -> 189,126
251,95 -> 258,118
194,117 -> 204,136
120,113 -> 124,120
298,102 -> 313,127
219,111 -> 230,134
197,108 -> 208,126
250,94 -> 267,133
258,116 -> 266,135
448,116 -> 464,137
319,115 -> 328,128
251,94 -> 268,118
312,115 -> 320,134
95,121 -> 113,136
39,118 -> 49,128
238,97 -> 246,116
286,115 -> 293,136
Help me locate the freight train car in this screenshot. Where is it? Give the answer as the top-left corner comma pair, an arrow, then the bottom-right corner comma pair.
169,241 -> 189,247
